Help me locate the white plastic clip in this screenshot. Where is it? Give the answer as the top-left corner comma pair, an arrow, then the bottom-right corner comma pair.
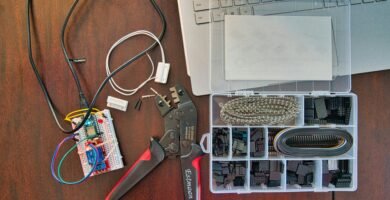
154,62 -> 170,84
107,96 -> 128,112
200,133 -> 211,154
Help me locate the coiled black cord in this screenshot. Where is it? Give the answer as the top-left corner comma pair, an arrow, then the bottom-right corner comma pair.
60,0 -> 88,108
26,0 -> 167,134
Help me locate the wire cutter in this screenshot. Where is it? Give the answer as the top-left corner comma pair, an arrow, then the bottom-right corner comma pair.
106,84 -> 204,200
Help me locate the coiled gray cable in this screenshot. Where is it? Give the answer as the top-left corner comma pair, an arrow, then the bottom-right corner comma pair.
220,96 -> 300,125
274,128 -> 353,157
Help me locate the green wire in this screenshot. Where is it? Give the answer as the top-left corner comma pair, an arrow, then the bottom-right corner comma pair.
57,136 -> 98,184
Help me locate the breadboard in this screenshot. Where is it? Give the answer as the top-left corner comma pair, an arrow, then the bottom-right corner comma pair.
71,109 -> 124,177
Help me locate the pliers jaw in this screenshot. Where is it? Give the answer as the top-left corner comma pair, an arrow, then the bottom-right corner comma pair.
170,84 -> 192,106
153,91 -> 173,117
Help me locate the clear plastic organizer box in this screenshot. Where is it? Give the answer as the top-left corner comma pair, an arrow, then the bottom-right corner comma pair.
199,0 -> 357,194
200,93 -> 358,193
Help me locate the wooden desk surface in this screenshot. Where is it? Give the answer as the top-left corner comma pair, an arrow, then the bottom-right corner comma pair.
1,1 -> 389,199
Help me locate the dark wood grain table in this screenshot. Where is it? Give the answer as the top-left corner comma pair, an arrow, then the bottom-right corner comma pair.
1,1 -> 389,199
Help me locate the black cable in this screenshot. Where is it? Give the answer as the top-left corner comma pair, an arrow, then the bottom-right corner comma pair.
332,191 -> 335,200
26,0 -> 167,134
60,0 -> 89,108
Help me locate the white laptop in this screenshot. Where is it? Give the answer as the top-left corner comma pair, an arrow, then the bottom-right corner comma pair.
177,0 -> 390,96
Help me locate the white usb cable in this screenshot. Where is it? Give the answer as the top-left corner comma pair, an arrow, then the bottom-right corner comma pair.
105,30 -> 169,96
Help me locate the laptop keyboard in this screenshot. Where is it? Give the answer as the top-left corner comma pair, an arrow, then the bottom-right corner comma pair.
194,0 -> 387,24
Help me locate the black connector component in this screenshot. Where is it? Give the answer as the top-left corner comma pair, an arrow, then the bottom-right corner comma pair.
69,58 -> 87,63
250,128 -> 265,157
213,161 -> 247,188
323,160 -> 352,188
212,128 -> 230,157
305,97 -> 352,125
287,161 -> 315,187
134,98 -> 143,111
250,160 -> 283,187
79,93 -> 89,108
232,128 -> 247,157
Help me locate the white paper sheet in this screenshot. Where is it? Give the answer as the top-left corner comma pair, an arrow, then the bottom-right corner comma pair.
225,15 -> 332,81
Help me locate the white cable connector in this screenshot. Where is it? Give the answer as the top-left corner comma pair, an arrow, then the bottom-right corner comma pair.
106,30 -> 169,96
107,96 -> 129,112
154,62 -> 170,84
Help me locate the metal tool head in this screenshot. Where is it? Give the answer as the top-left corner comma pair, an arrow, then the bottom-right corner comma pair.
150,87 -> 179,157
152,85 -> 198,157
169,85 -> 192,106
151,88 -> 173,117
169,85 -> 198,156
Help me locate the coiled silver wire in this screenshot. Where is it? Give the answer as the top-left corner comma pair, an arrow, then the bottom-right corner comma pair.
220,96 -> 300,125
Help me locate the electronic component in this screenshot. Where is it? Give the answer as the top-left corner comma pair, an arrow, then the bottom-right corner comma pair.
134,94 -> 156,111
86,147 -> 107,171
107,96 -> 129,112
83,115 -> 102,138
314,98 -> 328,119
287,161 -> 315,187
71,109 -> 124,176
305,97 -> 352,125
323,160 -> 352,188
212,128 -> 230,157
250,128 -> 265,157
154,62 -> 170,84
213,161 -> 247,188
232,128 -> 247,157
250,161 -> 283,188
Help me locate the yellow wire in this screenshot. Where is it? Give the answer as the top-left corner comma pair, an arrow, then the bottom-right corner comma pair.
64,108 -> 100,122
